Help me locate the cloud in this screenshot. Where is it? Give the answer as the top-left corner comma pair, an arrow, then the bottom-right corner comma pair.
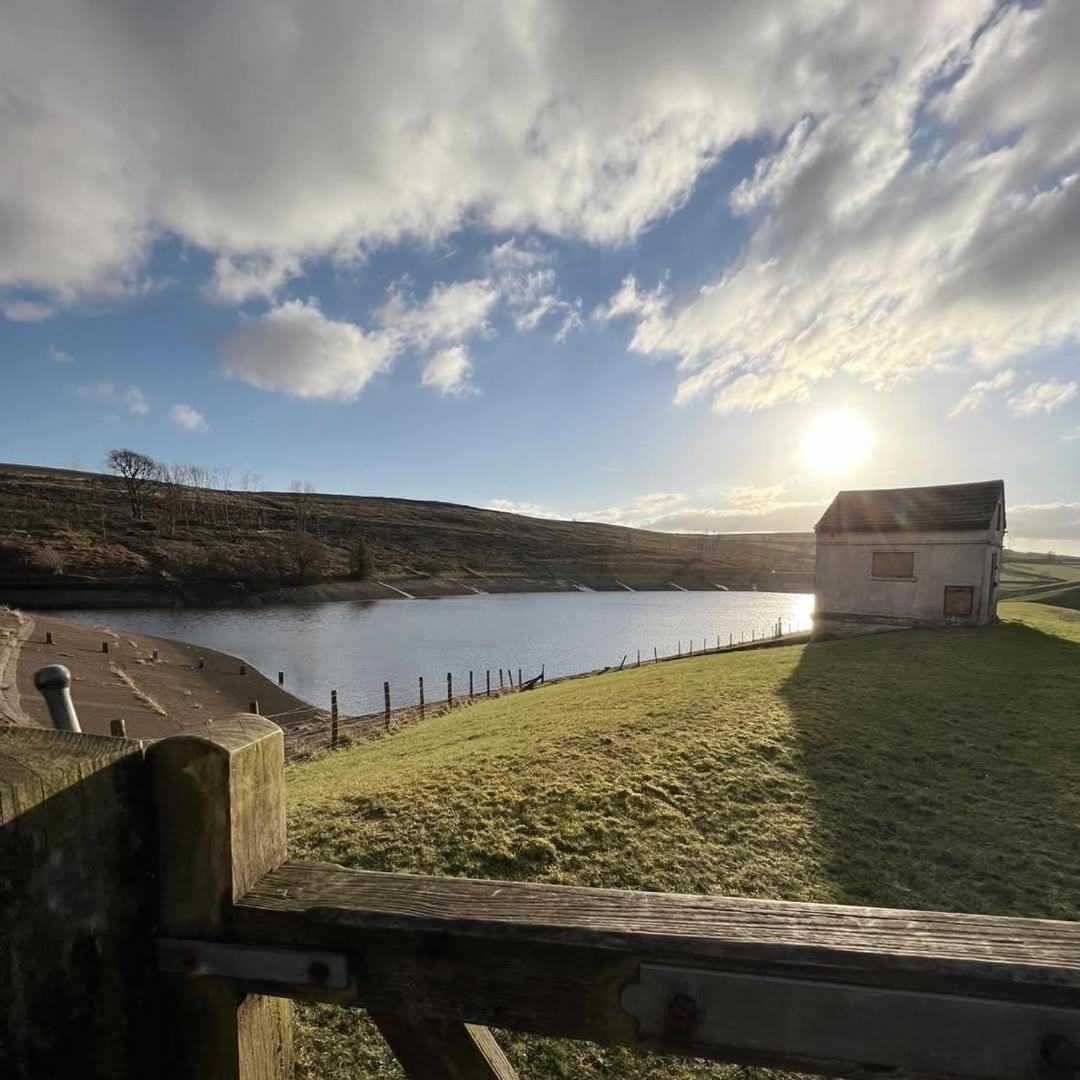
378,279 -> 498,349
947,369 -> 1016,416
2,299 -> 55,322
169,403 -> 208,431
48,344 -> 74,365
421,345 -> 475,397
206,254 -> 300,304
583,483 -> 823,532
76,382 -> 149,416
4,0 -> 1023,332
222,299 -> 396,401
596,2 -> 1080,411
486,498 -> 564,520
1008,379 -> 1079,415
484,240 -> 581,340
1008,502 -> 1080,542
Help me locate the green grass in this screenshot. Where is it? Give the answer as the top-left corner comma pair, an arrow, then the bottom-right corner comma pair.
286,601 -> 1080,1078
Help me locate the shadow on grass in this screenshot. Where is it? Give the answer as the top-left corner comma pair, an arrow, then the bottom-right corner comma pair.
779,622 -> 1080,919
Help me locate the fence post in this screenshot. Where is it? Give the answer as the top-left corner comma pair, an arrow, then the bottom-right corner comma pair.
384,681 -> 391,730
330,690 -> 339,749
517,668 -> 522,690
499,669 -> 504,691
419,676 -> 425,718
447,672 -> 453,706
637,649 -> 641,667
469,671 -> 474,700
654,647 -> 658,664
110,718 -> 127,737
278,671 -> 284,686
486,669 -> 491,697
148,716 -> 293,1079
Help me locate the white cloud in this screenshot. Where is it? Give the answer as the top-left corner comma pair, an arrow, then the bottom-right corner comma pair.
378,279 -> 498,349
486,499 -> 564,520
947,369 -> 1016,416
222,299 -> 396,401
169,403 -> 209,431
484,240 -> 581,340
48,344 -> 74,364
1008,502 -> 1080,542
76,382 -> 149,415
421,345 -> 475,397
3,0 -> 1017,330
588,484 -> 822,532
1009,379 -> 1079,415
206,254 -> 300,304
595,2 -> 1080,412
2,299 -> 55,322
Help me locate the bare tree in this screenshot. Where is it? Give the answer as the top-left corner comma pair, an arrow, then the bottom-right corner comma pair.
106,448 -> 160,519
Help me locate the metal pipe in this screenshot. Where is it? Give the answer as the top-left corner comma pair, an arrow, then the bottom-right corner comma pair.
33,664 -> 81,732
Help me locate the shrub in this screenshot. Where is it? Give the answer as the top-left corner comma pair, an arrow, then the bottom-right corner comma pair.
349,537 -> 372,580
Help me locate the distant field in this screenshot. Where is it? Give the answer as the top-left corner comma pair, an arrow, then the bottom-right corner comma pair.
286,599 -> 1080,1079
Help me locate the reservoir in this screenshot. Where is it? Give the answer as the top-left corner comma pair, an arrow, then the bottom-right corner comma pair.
53,590 -> 813,715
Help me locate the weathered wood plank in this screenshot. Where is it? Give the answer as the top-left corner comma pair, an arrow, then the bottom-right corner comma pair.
0,726 -> 156,1079
238,861 -> 1080,996
370,1012 -> 520,1080
149,716 -> 293,1080
232,860 -> 1080,1079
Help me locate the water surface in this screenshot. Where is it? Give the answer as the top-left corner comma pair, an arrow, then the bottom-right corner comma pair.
54,590 -> 813,715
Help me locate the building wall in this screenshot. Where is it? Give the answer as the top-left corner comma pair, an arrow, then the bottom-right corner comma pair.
814,526 -> 1003,630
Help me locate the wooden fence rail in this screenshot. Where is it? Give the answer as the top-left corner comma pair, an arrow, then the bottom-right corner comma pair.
4,717 -> 1080,1079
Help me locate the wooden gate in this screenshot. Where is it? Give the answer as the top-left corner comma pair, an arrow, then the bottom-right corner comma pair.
3,717 -> 1080,1078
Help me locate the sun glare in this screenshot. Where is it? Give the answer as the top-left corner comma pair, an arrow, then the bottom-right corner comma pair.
802,411 -> 870,474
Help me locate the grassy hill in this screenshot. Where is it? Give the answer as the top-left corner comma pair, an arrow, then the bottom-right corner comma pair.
285,598 -> 1080,1078
0,461 -> 815,607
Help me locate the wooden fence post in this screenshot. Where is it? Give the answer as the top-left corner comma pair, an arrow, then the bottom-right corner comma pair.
637,649 -> 641,667
499,669 -> 504,691
447,672 -> 453,706
517,668 -> 522,690
469,671 -> 474,700
384,681 -> 391,730
486,669 -> 491,697
278,671 -> 284,686
653,647 -> 658,664
148,717 -> 292,1080
330,690 -> 339,749
419,676 -> 425,718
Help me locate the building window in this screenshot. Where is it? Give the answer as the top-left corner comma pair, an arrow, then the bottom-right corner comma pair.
871,551 -> 915,579
944,586 -> 974,617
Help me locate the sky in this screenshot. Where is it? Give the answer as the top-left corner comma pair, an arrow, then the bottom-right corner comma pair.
1,0 -> 1078,553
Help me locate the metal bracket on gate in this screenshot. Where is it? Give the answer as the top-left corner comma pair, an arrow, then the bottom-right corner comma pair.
620,962 -> 1080,1079
157,938 -> 349,990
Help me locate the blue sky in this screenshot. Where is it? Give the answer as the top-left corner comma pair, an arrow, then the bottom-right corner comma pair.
1,0 -> 1078,551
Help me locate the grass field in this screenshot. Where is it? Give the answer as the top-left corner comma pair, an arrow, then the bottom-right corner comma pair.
286,600 -> 1080,1078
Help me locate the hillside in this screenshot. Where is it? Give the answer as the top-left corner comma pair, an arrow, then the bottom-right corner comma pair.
285,599 -> 1080,1077
0,461 -> 815,608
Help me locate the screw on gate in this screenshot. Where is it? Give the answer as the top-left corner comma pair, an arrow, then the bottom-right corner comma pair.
665,992 -> 700,1042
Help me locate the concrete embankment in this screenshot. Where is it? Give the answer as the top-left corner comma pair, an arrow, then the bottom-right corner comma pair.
7,611 -> 319,741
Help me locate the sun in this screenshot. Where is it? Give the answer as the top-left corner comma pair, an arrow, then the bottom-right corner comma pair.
802,410 -> 871,474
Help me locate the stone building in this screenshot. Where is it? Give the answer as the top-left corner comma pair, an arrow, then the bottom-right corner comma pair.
813,480 -> 1005,635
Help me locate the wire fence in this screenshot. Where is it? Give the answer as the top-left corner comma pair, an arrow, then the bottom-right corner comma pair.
270,616 -> 808,762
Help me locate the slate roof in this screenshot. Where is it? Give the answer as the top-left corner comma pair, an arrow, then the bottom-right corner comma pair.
815,480 -> 1005,534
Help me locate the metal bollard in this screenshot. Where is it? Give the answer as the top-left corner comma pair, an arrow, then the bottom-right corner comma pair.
33,665 -> 81,732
